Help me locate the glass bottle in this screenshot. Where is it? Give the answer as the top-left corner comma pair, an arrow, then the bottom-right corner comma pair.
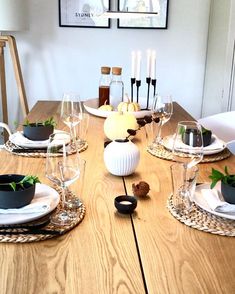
99,66 -> 111,107
109,67 -> 124,110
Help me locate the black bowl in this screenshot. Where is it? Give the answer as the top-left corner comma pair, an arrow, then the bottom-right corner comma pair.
183,128 -> 212,147
114,195 -> 137,214
0,174 -> 36,209
23,123 -> 54,141
221,181 -> 235,204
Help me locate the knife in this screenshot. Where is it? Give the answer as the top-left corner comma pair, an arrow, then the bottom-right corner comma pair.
12,148 -> 47,153
0,228 -> 62,235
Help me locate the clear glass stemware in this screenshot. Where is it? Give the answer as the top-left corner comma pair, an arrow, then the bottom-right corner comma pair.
46,132 -> 80,225
172,121 -> 204,168
172,121 -> 203,210
61,92 -> 83,150
150,94 -> 173,148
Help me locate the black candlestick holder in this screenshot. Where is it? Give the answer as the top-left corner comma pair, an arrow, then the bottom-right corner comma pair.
130,78 -> 136,102
136,80 -> 141,103
151,79 -> 157,97
146,77 -> 151,109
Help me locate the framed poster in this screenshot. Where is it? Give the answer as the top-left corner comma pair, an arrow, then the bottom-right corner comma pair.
59,0 -> 110,28
117,0 -> 169,29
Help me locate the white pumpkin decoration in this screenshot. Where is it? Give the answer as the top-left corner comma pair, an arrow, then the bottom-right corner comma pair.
104,112 -> 138,140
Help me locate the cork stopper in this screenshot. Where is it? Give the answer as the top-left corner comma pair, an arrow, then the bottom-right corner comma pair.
112,67 -> 122,75
101,66 -> 111,74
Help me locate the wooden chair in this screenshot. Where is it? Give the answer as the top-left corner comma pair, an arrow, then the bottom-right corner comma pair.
0,35 -> 29,140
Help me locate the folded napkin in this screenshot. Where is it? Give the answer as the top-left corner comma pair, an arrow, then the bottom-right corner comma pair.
203,135 -> 225,151
0,196 -> 51,214
11,132 -> 48,146
201,189 -> 235,214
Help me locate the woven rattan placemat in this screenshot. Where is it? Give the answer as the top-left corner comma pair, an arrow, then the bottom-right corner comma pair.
167,195 -> 235,237
4,140 -> 88,157
147,144 -> 231,163
0,187 -> 86,243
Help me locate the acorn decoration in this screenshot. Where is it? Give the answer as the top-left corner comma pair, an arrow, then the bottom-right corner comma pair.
132,181 -> 150,197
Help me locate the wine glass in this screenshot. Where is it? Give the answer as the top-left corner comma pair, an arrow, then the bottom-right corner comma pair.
172,121 -> 204,168
46,132 -> 80,225
64,158 -> 86,209
150,94 -> 173,148
172,121 -> 203,210
61,92 -> 83,150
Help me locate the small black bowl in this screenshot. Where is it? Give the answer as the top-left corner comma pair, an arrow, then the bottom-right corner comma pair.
183,128 -> 212,147
114,195 -> 137,214
23,123 -> 54,141
0,174 -> 36,209
221,181 -> 235,204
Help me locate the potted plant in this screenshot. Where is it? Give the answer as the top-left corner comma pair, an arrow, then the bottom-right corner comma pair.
23,117 -> 56,141
0,175 -> 40,208
209,166 -> 235,204
182,125 -> 212,147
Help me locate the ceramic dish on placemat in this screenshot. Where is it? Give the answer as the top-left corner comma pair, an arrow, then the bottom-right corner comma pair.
0,184 -> 60,225
162,134 -> 226,155
84,101 -> 151,119
9,130 -> 69,149
193,183 -> 235,220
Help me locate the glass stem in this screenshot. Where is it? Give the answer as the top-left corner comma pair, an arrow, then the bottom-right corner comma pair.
69,125 -> 77,149
61,183 -> 66,210
154,120 -> 163,144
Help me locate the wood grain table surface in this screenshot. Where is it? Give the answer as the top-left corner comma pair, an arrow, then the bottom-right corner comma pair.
0,100 -> 234,294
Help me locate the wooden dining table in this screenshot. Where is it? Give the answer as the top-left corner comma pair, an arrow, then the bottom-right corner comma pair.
0,100 -> 234,294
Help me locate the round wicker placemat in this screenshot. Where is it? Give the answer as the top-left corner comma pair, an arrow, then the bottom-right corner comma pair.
147,144 -> 231,163
4,140 -> 88,158
0,188 -> 86,243
167,195 -> 235,237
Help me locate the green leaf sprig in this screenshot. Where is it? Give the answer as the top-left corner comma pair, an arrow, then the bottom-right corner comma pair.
23,117 -> 56,127
8,175 -> 41,191
209,166 -> 235,189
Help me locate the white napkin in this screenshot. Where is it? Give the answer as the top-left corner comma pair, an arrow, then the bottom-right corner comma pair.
201,189 -> 235,214
203,135 -> 225,151
11,131 -> 48,146
0,196 -> 51,214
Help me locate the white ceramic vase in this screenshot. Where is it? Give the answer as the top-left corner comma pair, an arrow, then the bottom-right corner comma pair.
104,140 -> 140,176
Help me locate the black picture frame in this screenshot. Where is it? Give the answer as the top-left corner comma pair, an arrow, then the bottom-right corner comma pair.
59,0 -> 111,28
117,0 -> 169,29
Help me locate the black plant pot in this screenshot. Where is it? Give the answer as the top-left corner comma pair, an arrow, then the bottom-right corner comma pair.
183,128 -> 212,147
23,123 -> 54,141
0,174 -> 35,209
221,181 -> 235,204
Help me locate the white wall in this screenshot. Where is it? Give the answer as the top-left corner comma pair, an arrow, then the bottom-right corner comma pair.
3,0 -> 211,129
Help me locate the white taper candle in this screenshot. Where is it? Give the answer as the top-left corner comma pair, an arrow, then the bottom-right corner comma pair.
136,50 -> 141,81
131,51 -> 136,78
151,50 -> 156,80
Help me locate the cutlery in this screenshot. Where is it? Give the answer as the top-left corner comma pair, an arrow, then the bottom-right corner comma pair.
0,228 -> 62,235
0,218 -> 50,230
12,148 -> 47,153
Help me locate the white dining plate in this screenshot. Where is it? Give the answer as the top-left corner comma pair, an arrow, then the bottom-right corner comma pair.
162,134 -> 226,155
0,184 -> 60,225
84,103 -> 152,119
193,183 -> 235,220
9,130 -> 69,149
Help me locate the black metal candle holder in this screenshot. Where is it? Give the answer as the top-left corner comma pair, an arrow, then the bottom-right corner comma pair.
136,80 -> 141,103
130,78 -> 136,102
151,79 -> 157,97
146,77 -> 151,109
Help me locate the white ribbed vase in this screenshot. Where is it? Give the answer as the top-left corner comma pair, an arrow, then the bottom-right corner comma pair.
104,140 -> 140,176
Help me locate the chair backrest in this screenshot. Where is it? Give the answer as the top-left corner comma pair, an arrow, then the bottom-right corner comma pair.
0,122 -> 12,147
198,111 -> 235,143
